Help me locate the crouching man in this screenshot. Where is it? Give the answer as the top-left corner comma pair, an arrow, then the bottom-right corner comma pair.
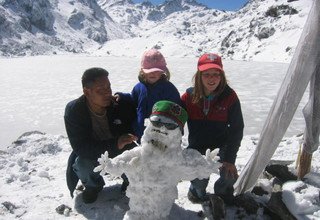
64,67 -> 137,203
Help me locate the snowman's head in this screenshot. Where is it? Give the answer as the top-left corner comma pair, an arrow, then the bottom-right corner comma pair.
142,115 -> 182,151
141,101 -> 188,152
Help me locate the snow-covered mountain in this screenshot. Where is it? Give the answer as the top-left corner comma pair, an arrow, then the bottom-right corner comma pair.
0,0 -> 131,56
0,0 -> 313,61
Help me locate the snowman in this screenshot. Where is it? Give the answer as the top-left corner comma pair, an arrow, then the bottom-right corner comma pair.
94,100 -> 220,220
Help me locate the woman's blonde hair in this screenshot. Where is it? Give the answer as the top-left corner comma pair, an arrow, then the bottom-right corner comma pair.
138,69 -> 171,83
192,70 -> 227,104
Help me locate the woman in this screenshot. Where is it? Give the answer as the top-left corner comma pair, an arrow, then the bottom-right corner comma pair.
181,53 -> 244,205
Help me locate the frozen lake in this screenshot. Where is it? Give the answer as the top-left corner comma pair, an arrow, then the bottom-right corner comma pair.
0,55 -> 308,149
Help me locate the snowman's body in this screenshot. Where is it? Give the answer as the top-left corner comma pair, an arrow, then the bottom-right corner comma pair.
95,119 -> 220,220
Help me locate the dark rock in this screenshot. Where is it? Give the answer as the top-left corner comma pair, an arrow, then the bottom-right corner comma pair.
255,27 -> 275,40
251,186 -> 268,196
234,193 -> 260,215
267,191 -> 297,220
264,207 -> 282,220
265,164 -> 297,183
2,201 -> 16,214
13,131 -> 45,145
68,11 -> 85,29
221,30 -> 235,48
210,194 -> 225,220
17,131 -> 45,139
202,194 -> 225,220
272,177 -> 284,187
265,5 -> 298,18
147,9 -> 162,21
55,204 -> 72,215
265,6 -> 278,17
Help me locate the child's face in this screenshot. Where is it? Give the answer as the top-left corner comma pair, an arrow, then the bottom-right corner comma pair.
144,71 -> 163,84
201,68 -> 222,95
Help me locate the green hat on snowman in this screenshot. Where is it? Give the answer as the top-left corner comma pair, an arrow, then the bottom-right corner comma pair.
150,100 -> 188,132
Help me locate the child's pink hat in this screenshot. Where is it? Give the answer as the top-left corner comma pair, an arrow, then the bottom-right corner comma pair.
141,49 -> 167,74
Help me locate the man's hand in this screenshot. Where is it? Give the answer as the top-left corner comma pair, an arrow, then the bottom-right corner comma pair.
113,94 -> 120,102
117,134 -> 137,150
220,162 -> 239,179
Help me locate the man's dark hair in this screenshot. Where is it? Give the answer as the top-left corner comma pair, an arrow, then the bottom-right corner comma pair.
81,67 -> 109,88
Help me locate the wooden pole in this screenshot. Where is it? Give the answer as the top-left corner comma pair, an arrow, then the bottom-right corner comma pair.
297,144 -> 312,179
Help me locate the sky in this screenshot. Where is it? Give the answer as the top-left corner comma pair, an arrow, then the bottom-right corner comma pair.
132,0 -> 249,11
0,57 -> 318,220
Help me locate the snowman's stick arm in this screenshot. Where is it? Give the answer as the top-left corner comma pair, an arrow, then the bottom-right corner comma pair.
177,149 -> 221,180
94,148 -> 141,176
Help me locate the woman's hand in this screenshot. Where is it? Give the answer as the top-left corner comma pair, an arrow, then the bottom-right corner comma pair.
220,162 -> 239,179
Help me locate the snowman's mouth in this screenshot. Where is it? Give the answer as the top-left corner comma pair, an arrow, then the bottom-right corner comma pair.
148,139 -> 167,151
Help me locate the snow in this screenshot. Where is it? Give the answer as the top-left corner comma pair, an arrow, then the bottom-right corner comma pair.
282,181 -> 320,217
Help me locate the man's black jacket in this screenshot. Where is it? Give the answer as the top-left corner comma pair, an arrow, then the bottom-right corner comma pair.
64,95 -> 136,197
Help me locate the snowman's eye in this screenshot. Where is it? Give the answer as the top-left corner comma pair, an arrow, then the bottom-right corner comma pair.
149,120 -> 178,130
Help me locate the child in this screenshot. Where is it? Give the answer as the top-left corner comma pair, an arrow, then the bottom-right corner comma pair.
181,53 -> 244,205
116,49 -> 181,140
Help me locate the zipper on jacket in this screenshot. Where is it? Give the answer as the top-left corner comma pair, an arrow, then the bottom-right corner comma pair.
202,95 -> 215,119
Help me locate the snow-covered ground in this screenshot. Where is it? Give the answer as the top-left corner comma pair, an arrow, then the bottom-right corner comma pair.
0,55 -> 319,219
0,123 -> 319,219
